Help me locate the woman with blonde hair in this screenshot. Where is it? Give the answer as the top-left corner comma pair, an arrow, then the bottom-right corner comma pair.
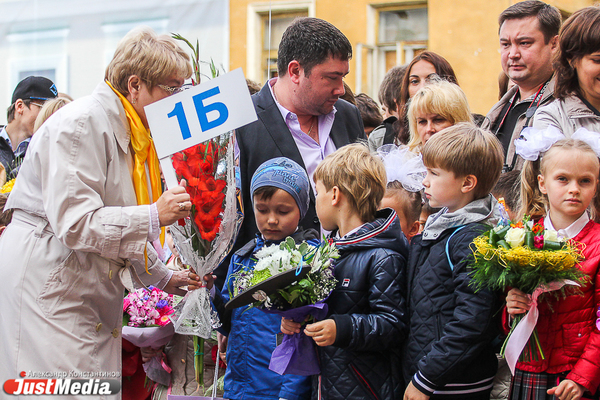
406,78 -> 473,153
0,27 -> 194,386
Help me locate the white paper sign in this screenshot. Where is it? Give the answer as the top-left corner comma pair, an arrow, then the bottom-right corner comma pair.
145,68 -> 257,188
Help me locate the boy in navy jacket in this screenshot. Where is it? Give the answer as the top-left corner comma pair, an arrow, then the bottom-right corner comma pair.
282,143 -> 408,400
403,123 -> 504,400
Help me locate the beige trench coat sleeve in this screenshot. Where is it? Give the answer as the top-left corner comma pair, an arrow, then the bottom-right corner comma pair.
34,114 -> 149,259
17,82 -> 169,284
130,243 -> 172,288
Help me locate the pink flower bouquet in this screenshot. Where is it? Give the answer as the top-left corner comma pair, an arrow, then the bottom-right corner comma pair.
122,286 -> 176,386
123,286 -> 175,327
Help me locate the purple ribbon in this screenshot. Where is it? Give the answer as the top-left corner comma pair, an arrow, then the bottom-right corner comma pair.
261,302 -> 329,376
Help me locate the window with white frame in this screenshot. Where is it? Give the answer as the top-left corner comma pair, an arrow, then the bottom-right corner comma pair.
356,4 -> 428,98
378,7 -> 428,71
261,13 -> 307,81
7,28 -> 69,103
247,2 -> 314,84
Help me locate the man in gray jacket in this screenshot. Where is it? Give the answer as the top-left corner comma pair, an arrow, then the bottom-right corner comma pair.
481,0 -> 561,172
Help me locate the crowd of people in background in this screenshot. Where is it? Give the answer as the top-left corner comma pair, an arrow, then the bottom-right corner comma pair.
0,0 -> 599,400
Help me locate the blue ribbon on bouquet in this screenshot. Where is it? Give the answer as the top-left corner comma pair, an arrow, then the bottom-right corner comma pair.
295,257 -> 303,276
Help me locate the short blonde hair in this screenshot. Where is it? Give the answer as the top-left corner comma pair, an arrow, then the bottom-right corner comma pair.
422,123 -> 503,199
105,27 -> 192,96
33,97 -> 71,132
314,143 -> 386,222
407,80 -> 472,152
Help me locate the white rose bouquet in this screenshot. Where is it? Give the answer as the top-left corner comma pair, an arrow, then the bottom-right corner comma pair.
229,236 -> 339,311
469,200 -> 586,365
227,236 -> 339,376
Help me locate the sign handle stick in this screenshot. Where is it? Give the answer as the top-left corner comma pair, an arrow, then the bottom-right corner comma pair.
160,156 -> 179,190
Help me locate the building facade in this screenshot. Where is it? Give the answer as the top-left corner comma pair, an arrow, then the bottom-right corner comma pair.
0,0 -> 229,124
229,0 -> 594,114
0,0 -> 594,121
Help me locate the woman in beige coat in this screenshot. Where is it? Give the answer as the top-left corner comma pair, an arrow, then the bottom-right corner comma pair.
532,7 -> 600,135
0,27 -> 194,398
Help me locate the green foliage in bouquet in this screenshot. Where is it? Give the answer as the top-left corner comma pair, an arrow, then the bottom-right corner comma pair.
469,209 -> 588,363
470,217 -> 587,295
230,237 -> 339,311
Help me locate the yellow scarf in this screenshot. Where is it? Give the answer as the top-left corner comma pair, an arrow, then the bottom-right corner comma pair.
107,81 -> 165,269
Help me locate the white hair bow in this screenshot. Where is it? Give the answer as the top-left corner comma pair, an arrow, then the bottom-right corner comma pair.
377,144 -> 426,192
571,127 -> 600,158
514,125 -> 564,161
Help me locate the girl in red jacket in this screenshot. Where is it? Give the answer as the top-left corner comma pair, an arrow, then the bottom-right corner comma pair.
507,137 -> 600,400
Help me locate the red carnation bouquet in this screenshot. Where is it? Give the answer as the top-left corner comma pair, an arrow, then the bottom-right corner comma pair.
168,34 -> 243,340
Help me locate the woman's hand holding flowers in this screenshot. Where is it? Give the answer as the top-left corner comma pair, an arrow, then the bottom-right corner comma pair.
186,270 -> 214,291
156,179 -> 191,226
163,270 -> 190,296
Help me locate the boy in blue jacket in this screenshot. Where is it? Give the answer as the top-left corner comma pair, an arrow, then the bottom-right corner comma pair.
282,143 -> 408,400
403,123 -> 504,400
207,157 -> 318,400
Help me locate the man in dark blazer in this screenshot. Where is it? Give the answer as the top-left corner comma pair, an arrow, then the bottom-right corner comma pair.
218,17 -> 365,285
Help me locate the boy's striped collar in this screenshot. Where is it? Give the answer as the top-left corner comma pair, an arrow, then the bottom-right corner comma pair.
336,210 -> 397,246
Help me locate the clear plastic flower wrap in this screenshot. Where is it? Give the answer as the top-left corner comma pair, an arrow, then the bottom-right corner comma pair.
168,131 -> 243,338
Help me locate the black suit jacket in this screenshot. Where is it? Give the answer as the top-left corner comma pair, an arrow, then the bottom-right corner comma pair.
216,83 -> 365,285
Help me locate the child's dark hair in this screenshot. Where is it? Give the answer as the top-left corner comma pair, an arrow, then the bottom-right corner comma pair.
379,65 -> 407,114
252,186 -> 280,201
421,199 -> 442,218
0,194 -> 13,227
355,93 -> 383,130
492,170 -> 521,214
385,181 -> 422,224
520,139 -> 600,221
